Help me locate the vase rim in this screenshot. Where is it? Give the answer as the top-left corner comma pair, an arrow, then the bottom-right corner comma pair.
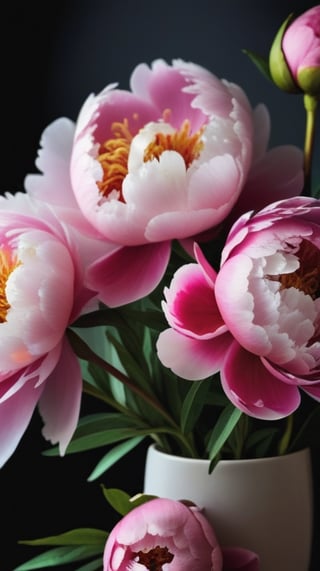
148,443 -> 310,467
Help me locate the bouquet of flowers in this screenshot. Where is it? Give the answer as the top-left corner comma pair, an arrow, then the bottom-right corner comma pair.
3,4 -> 320,570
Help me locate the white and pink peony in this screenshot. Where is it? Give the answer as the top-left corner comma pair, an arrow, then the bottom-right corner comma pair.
0,192 -> 102,467
25,59 -> 303,307
157,196 -> 320,419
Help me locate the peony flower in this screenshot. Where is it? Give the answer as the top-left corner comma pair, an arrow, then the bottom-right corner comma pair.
0,191 -> 101,468
103,497 -> 259,571
24,60 -> 303,306
157,195 -> 320,420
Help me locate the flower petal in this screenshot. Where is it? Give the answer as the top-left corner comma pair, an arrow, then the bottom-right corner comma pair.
157,328 -> 232,380
38,337 -> 82,455
221,342 -> 301,419
87,241 -> 171,307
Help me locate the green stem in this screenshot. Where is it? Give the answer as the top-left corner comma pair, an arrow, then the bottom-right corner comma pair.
278,414 -> 293,455
67,328 -> 178,429
302,94 -> 318,196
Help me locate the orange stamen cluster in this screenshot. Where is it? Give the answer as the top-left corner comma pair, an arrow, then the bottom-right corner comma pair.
271,239 -> 320,299
143,119 -> 204,168
0,248 -> 20,323
96,115 -> 204,202
97,118 -> 133,202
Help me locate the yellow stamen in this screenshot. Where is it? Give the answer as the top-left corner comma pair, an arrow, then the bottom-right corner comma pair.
96,115 -> 204,202
143,119 -> 204,168
0,248 -> 20,323
97,118 -> 133,202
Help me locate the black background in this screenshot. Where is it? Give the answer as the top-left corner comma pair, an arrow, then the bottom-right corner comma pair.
1,1 -> 319,569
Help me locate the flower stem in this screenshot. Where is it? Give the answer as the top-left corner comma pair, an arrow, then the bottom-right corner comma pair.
67,328 -> 180,431
278,413 -> 293,455
302,94 -> 318,196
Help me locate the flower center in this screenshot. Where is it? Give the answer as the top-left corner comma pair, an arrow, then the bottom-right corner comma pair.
97,117 -> 204,201
133,545 -> 174,571
0,248 -> 20,323
277,239 -> 320,299
143,119 -> 204,166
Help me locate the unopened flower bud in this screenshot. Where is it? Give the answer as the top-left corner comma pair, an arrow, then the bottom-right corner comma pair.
270,6 -> 320,97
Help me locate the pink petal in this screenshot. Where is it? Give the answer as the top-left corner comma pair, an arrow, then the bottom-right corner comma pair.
38,337 -> 82,455
162,262 -> 225,338
86,241 -> 171,307
222,547 -> 260,571
221,341 -> 301,419
156,328 -> 232,380
25,118 -> 77,208
227,145 -> 303,227
0,375 -> 43,468
302,383 -> 320,401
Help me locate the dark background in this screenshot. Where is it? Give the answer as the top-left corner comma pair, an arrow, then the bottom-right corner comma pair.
1,1 -> 319,569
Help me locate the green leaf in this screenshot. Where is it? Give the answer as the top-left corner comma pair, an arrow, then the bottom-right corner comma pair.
45,427 -> 152,455
87,436 -> 146,481
206,404 -> 242,469
107,332 -> 152,392
14,546 -> 103,570
101,487 -> 157,516
246,427 -> 280,457
242,48 -> 272,82
181,379 -> 211,434
18,528 -> 107,547
100,487 -> 131,516
74,558 -> 103,571
75,557 -> 103,571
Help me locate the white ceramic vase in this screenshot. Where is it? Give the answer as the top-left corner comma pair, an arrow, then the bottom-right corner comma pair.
143,444 -> 313,571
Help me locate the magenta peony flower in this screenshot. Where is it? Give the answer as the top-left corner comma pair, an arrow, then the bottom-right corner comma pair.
24,61 -> 303,306
0,191 -> 100,468
103,497 -> 259,571
157,196 -> 320,420
281,5 -> 320,95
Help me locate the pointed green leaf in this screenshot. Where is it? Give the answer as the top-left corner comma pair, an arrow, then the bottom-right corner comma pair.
101,487 -> 157,516
14,546 -> 103,570
18,528 -> 107,547
74,558 -> 103,571
242,48 -> 272,82
88,436 -> 146,481
207,404 -> 242,467
181,379 -> 211,434
100,487 -> 132,516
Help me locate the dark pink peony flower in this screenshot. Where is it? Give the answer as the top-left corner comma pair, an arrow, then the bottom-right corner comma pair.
157,196 -> 320,419
103,497 -> 259,571
25,60 -> 303,307
0,191 -> 101,467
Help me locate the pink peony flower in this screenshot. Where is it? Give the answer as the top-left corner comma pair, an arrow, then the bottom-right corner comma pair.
103,497 -> 259,571
281,5 -> 320,95
25,60 -> 303,306
0,191 -> 100,468
157,196 -> 320,420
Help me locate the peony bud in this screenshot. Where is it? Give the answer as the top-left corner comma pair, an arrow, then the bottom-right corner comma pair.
269,13 -> 300,93
270,6 -> 320,96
